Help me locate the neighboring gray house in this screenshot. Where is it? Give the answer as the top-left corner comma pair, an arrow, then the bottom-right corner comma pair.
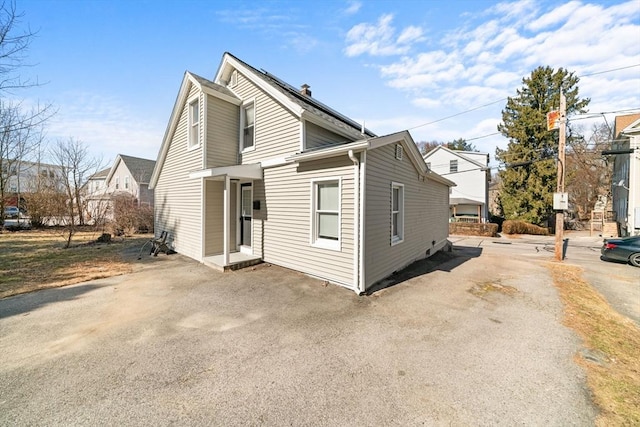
86,154 -> 155,221
611,114 -> 640,236
423,146 -> 490,222
150,52 -> 454,294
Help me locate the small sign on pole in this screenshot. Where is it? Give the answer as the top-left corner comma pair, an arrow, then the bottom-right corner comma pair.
553,192 -> 568,210
547,110 -> 560,131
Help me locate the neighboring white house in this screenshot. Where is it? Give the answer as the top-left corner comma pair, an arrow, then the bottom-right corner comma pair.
85,154 -> 155,221
423,146 -> 490,222
150,52 -> 454,294
611,114 -> 640,237
2,159 -> 64,195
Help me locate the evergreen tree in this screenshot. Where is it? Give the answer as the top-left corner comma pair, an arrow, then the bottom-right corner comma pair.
447,138 -> 477,152
495,66 -> 589,224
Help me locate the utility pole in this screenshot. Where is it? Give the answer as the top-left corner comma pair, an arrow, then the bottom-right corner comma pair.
555,89 -> 567,261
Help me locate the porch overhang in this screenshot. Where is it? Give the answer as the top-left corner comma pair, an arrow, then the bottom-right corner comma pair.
450,197 -> 484,206
189,164 -> 263,180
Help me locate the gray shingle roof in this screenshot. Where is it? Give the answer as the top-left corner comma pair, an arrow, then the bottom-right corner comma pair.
119,155 -> 156,184
225,52 -> 376,138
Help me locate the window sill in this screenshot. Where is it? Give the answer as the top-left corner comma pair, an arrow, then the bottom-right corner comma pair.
240,146 -> 256,154
391,237 -> 404,246
311,239 -> 341,252
187,143 -> 201,152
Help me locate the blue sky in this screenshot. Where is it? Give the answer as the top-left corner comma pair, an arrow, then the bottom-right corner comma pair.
15,0 -> 640,167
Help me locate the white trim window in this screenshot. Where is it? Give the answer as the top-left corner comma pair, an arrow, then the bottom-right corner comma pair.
241,101 -> 255,152
124,175 -> 130,190
391,182 -> 404,245
115,176 -> 120,190
311,178 -> 341,250
188,96 -> 200,149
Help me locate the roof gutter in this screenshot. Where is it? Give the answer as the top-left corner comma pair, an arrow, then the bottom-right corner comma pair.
286,140 -> 369,163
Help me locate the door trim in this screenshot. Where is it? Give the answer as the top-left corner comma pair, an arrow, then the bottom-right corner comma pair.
240,182 -> 252,254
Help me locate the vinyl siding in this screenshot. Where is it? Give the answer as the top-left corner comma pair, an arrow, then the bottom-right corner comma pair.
154,83 -> 203,261
305,121 -> 351,150
106,161 -> 139,197
364,144 -> 450,289
232,71 -> 300,163
260,157 -> 356,287
206,94 -> 239,168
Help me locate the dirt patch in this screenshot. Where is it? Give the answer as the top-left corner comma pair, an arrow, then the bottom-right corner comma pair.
469,281 -> 518,298
547,262 -> 640,426
0,230 -> 151,299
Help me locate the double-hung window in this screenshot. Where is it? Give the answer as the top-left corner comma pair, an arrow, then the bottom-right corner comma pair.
311,179 -> 340,250
188,97 -> 199,149
242,102 -> 255,151
124,175 -> 130,190
391,182 -> 404,245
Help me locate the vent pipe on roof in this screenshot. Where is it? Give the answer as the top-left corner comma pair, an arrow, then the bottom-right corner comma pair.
300,84 -> 312,97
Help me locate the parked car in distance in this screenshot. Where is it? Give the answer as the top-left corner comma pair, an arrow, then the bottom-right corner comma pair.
601,236 -> 640,267
3,206 -> 22,219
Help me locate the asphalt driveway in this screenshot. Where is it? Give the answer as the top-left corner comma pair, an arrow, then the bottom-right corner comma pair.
0,238 -> 604,426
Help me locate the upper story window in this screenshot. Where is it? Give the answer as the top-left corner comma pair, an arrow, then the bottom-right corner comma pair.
450,159 -> 458,173
311,178 -> 341,251
241,102 -> 255,152
115,177 -> 120,190
391,182 -> 404,245
124,175 -> 130,190
188,97 -> 200,149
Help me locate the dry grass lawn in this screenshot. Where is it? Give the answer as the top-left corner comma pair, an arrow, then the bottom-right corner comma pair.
0,229 -> 152,299
548,263 -> 640,426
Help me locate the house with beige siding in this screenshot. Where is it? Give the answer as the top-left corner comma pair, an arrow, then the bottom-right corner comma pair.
85,154 -> 155,222
149,52 -> 454,293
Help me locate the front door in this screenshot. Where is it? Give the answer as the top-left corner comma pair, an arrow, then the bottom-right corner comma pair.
240,183 -> 252,250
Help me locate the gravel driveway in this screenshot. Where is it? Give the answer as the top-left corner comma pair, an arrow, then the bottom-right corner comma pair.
1,239 -> 599,426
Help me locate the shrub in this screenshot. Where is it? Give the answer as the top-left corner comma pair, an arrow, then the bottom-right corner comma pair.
502,220 -> 549,235
449,222 -> 498,237
107,194 -> 154,236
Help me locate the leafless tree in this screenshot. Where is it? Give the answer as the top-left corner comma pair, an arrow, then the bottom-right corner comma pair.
0,101 -> 51,225
566,122 -> 613,221
49,138 -> 102,247
0,0 -> 39,93
0,2 -> 54,225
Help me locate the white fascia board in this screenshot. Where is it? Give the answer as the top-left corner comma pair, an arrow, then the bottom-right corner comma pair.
105,155 -> 123,185
286,141 -> 369,162
260,156 -> 292,168
150,72 -> 194,188
189,164 -> 263,180
199,84 -> 241,106
622,118 -> 640,135
214,54 -> 304,117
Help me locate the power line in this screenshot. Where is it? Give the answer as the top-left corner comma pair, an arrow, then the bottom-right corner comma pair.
579,64 -> 640,78
407,64 -> 640,133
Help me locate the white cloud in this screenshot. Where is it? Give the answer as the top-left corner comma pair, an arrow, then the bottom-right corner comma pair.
344,14 -> 425,57
343,1 -> 362,15
43,92 -> 163,164
342,0 -> 640,162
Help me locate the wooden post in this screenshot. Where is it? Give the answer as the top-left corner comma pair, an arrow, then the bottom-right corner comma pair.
555,90 -> 566,261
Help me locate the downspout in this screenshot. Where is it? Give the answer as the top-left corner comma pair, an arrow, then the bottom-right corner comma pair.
359,151 -> 367,293
348,150 -> 363,294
